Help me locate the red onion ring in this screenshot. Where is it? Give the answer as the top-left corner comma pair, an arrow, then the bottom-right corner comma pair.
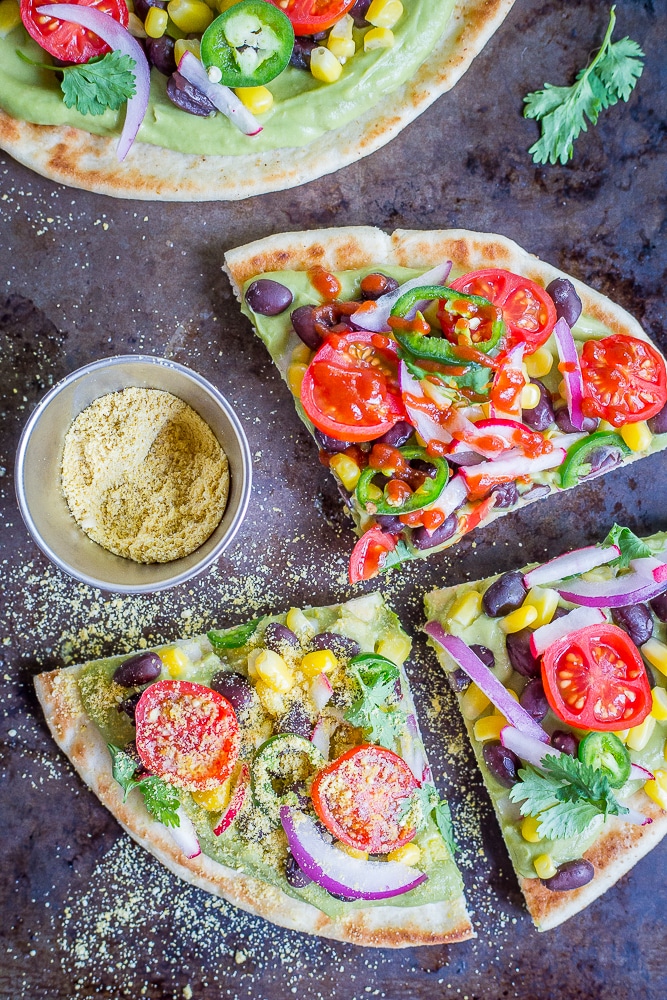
213,764 -> 249,836
553,317 -> 586,431
556,557 -> 667,608
178,51 -> 262,136
351,261 -> 452,333
168,805 -> 201,858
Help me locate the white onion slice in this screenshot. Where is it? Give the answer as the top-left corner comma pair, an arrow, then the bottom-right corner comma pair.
529,606 -> 607,657
557,557 -> 667,608
178,51 -> 262,135
351,262 -> 452,333
553,317 -> 586,431
524,544 -> 620,588
168,806 -> 201,859
38,5 -> 150,161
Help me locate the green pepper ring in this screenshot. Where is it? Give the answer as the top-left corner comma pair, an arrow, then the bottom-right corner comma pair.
201,0 -> 295,89
559,432 -> 631,489
250,733 -> 325,823
355,446 -> 449,516
578,731 -> 631,788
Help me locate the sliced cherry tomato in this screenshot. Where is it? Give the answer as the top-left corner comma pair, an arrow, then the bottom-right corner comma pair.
301,330 -> 406,443
135,680 -> 240,791
348,525 -> 398,583
311,744 -> 419,853
21,0 -> 129,64
579,334 -> 667,427
541,624 -> 652,732
265,0 -> 356,35
443,269 -> 557,356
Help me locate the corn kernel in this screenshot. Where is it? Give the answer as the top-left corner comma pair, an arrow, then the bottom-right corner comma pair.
287,362 -> 307,396
460,682 -> 490,721
387,842 -> 421,865
522,587 -> 559,628
310,45 -> 343,82
0,0 -> 21,36
174,37 -> 200,62
286,607 -> 314,641
145,6 -> 168,37
644,769 -> 667,810
448,590 -> 482,628
235,85 -> 274,114
160,645 -> 190,678
167,0 -> 213,32
128,11 -> 147,37
642,638 -> 667,677
521,815 -> 542,843
620,420 -> 652,453
534,853 -> 557,880
329,453 -> 361,491
192,779 -> 231,811
520,383 -> 542,410
500,605 -> 538,634
301,649 -> 337,678
254,648 -> 294,693
328,35 -> 355,60
367,0 -> 403,29
254,679 -> 286,716
291,342 -> 312,365
473,714 -> 506,743
364,26 -> 394,50
626,714 -> 656,752
335,842 -> 369,860
651,687 -> 667,721
376,631 -> 411,665
524,346 -> 554,379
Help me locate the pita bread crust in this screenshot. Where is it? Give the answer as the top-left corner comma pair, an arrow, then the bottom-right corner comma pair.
34,664 -> 473,948
0,0 -> 515,200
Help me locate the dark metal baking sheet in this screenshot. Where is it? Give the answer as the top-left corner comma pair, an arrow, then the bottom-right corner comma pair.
1,1 -> 666,997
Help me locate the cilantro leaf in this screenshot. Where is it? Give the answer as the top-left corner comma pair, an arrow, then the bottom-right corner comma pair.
523,6 -> 644,165
108,744 -> 181,828
603,523 -> 651,568
344,655 -> 406,748
208,617 -> 264,650
61,52 -> 136,116
381,539 -> 413,572
408,785 -> 458,857
396,347 -> 491,398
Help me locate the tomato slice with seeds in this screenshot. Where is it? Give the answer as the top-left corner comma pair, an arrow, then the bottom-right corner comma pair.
21,0 -> 129,64
541,624 -> 651,732
348,525 -> 398,583
301,330 -> 407,443
135,680 -> 240,791
265,0 -> 357,35
444,268 -> 557,356
579,334 -> 667,427
311,745 -> 419,854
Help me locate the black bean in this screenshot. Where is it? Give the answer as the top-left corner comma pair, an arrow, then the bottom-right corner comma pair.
113,651 -> 162,688
490,481 -> 519,508
554,406 -> 599,435
359,272 -> 399,300
483,743 -> 521,788
470,644 -> 495,668
648,404 -> 667,435
448,667 -> 471,693
310,632 -> 361,659
649,592 -> 667,623
291,304 -> 321,350
290,37 -> 317,70
506,629 -> 540,678
277,703 -> 313,739
583,446 -> 624,478
482,571 -> 527,617
245,279 -> 293,317
145,35 -> 176,76
166,72 -> 216,117
349,0 -> 372,27
264,622 -> 301,654
552,606 -> 570,620
552,730 -> 579,757
541,858 -> 595,892
546,277 -> 583,328
611,603 -> 654,647
520,678 -> 548,722
374,420 -> 414,448
118,691 -> 142,724
374,514 -> 404,533
411,513 -> 458,550
522,380 -> 555,432
313,427 -> 351,453
134,0 -> 165,19
210,671 -> 254,714
285,852 -> 312,887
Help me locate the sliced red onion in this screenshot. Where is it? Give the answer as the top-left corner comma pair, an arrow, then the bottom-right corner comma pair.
520,484 -> 551,503
398,361 -> 452,446
351,262 -> 452,333
490,344 -> 524,421
310,672 -> 333,712
38,5 -> 150,161
213,764 -> 249,836
424,624 -> 550,742
179,51 -> 262,135
622,806 -> 654,827
556,557 -> 667,608
310,716 -> 331,759
400,714 -> 426,780
524,544 -> 620,588
553,317 -> 586,431
461,448 -> 565,492
530,606 -> 607,657
168,806 -> 201,858
630,763 -> 655,782
280,807 -> 427,899
424,473 -> 468,522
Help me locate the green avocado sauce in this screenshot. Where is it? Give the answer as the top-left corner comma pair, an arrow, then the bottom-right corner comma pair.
77,595 -> 464,918
425,530 -> 667,880
0,0 -> 454,154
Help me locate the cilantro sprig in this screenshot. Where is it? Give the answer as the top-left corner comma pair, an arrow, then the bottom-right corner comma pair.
17,50 -> 136,116
603,523 -> 652,568
344,654 -> 407,749
509,753 -> 628,840
108,744 -> 181,828
414,786 -> 458,858
523,6 -> 644,165
399,352 -> 491,398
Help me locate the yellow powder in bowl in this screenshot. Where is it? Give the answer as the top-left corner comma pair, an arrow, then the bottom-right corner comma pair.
61,387 -> 229,564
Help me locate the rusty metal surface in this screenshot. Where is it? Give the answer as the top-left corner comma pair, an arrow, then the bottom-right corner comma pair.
1,1 -> 666,998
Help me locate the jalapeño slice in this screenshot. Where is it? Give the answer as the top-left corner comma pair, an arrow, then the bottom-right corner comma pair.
578,731 -> 631,789
201,0 -> 294,88
251,734 -> 325,823
355,446 -> 449,516
559,432 -> 631,489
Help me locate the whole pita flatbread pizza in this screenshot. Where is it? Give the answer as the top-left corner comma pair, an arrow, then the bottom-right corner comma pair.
0,0 -> 515,200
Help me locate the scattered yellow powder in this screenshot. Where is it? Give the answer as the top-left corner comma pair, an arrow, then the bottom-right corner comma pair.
61,387 -> 229,563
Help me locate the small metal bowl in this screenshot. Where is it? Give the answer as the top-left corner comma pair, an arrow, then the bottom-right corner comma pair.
15,355 -> 252,594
